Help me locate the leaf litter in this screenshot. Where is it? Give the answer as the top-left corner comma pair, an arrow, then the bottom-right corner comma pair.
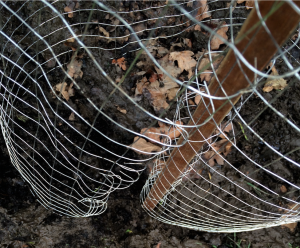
263,64 -> 287,92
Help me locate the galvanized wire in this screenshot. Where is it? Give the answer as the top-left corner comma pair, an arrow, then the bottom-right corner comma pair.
0,0 -> 300,232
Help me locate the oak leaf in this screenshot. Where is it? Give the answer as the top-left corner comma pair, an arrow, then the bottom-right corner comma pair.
210,21 -> 228,50
169,51 -> 197,78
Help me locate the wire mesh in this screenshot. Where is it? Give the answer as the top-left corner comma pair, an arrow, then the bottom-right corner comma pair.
0,0 -> 300,232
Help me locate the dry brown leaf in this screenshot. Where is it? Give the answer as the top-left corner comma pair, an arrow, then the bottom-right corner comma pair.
169,51 -> 197,78
155,54 -> 182,84
195,25 -> 201,31
131,137 -> 162,155
99,27 -> 109,37
167,87 -> 179,100
280,185 -> 287,193
67,59 -> 83,79
282,222 -> 297,233
210,22 -> 228,50
203,131 -> 232,166
245,0 -> 254,9
263,78 -> 287,92
187,0 -> 193,7
69,112 -> 75,121
52,82 -> 74,101
112,57 -> 126,70
281,202 -> 300,232
141,121 -> 183,143
64,5 -> 74,18
116,106 -> 127,114
263,66 -> 287,92
237,0 -> 254,9
68,82 -> 75,97
146,83 -> 170,111
219,123 -> 233,139
135,77 -> 148,95
195,94 -> 201,105
183,38 -> 192,48
135,77 -> 179,111
195,0 -> 211,22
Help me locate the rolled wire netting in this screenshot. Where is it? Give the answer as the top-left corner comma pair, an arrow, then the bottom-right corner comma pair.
0,0 -> 299,232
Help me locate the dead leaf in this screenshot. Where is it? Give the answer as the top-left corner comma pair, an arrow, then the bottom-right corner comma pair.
210,21 -> 228,50
112,57 -> 126,70
146,82 -> 170,111
219,123 -> 233,139
282,222 -> 297,233
167,87 -> 179,100
135,77 -> 148,95
69,112 -> 75,121
203,127 -> 232,166
169,51 -> 197,78
140,121 -> 183,143
52,82 -> 74,101
237,0 -> 254,9
280,185 -> 287,193
195,25 -> 201,31
67,58 -> 83,79
131,137 -> 162,155
116,106 -> 127,114
195,0 -> 211,22
281,202 -> 300,232
68,82 -> 75,97
135,77 -> 179,112
263,67 -> 287,92
155,54 -> 182,85
187,0 -> 193,7
183,38 -> 192,48
64,5 -> 74,18
195,94 -> 201,105
263,78 -> 287,92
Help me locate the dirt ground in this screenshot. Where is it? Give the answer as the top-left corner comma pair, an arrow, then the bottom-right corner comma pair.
0,142 -> 300,248
1,1 -> 300,248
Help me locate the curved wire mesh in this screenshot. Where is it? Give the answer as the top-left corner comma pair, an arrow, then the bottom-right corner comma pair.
0,0 -> 300,232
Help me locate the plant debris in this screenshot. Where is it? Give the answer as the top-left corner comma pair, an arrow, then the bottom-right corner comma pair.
281,202 -> 300,232
140,121 -> 183,143
64,3 -> 75,18
67,57 -> 83,79
169,51 -> 197,78
202,123 -> 233,166
135,75 -> 179,112
52,82 -> 74,101
263,65 -> 287,92
237,0 -> 255,9
210,21 -> 228,50
116,105 -> 127,114
130,137 -> 162,155
112,57 -> 127,70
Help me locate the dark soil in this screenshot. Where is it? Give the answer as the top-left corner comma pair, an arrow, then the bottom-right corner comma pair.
1,1 -> 300,248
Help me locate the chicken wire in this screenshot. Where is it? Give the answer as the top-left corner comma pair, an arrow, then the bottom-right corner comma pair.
0,0 -> 300,232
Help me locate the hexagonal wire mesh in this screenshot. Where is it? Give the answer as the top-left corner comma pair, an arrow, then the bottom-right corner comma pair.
0,0 -> 300,232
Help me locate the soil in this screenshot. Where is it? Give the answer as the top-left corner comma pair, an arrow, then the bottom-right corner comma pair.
0,1 -> 300,248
